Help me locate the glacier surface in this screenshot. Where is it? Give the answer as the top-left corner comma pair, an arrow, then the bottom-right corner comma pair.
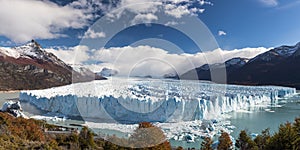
20,78 -> 296,124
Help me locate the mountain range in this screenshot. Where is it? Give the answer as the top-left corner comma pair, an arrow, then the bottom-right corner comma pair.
1,40 -> 300,90
181,42 -> 300,89
0,40 -> 105,91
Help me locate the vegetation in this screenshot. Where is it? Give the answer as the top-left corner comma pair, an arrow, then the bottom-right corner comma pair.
234,117 -> 300,150
0,112 -> 171,149
200,137 -> 213,150
104,122 -> 171,149
217,130 -> 233,150
235,130 -> 257,150
1,111 -> 300,150
198,117 -> 300,150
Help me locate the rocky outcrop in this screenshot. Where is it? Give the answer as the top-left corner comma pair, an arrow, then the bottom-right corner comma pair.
1,101 -> 27,118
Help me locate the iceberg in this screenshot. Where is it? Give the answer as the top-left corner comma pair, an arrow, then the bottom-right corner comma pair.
19,78 -> 296,124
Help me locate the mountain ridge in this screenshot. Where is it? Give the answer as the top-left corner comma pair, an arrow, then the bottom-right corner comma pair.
181,42 -> 300,89
0,40 -> 105,91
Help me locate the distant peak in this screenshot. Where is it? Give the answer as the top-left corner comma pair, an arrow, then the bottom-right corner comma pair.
295,42 -> 300,47
27,39 -> 41,49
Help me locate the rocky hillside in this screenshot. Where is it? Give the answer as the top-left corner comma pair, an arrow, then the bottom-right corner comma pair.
0,40 -> 105,91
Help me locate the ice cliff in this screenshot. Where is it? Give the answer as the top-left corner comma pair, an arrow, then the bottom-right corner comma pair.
19,78 -> 296,124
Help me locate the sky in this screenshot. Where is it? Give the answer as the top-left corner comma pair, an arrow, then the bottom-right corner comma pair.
0,0 -> 300,49
202,0 -> 300,49
0,0 -> 299,76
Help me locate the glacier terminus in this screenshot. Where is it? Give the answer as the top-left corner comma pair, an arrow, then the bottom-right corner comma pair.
19,78 -> 296,124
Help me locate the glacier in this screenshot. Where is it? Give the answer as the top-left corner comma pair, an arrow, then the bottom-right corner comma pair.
19,78 -> 296,124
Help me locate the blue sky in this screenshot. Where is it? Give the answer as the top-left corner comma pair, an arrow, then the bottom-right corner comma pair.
0,0 -> 299,51
201,0 -> 300,49
3,0 -> 290,76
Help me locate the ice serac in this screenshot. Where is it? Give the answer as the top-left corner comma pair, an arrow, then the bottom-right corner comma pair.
19,78 -> 296,124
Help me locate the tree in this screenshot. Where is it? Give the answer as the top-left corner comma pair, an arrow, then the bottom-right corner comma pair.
129,122 -> 171,149
266,122 -> 297,150
292,117 -> 300,150
293,117 -> 300,133
235,130 -> 258,150
217,131 -> 233,150
79,126 -> 95,149
201,137 -> 213,150
254,128 -> 270,150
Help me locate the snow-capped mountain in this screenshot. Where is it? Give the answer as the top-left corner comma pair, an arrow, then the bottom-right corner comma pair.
225,57 -> 249,67
0,40 -> 71,69
0,40 -> 105,90
180,57 -> 249,80
250,42 -> 300,62
227,42 -> 300,88
181,42 -> 300,89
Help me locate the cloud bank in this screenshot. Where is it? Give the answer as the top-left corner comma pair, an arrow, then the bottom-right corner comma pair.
0,0 -> 212,43
0,0 -> 93,43
46,46 -> 270,77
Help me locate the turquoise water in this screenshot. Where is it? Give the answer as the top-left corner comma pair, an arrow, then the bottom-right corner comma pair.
0,92 -> 19,105
229,93 -> 300,138
169,93 -> 300,149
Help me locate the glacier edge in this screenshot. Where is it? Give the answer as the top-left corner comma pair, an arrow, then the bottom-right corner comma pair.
19,79 -> 296,124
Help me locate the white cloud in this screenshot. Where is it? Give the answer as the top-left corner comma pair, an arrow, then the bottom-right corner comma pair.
47,45 -> 270,77
131,13 -> 158,25
164,4 -> 190,18
221,47 -> 270,60
190,7 -> 205,13
95,46 -> 269,77
163,0 -> 210,17
259,0 -> 279,7
0,0 -> 212,43
79,29 -> 106,39
218,30 -> 227,36
119,0 -> 161,14
108,0 -> 211,22
45,45 -> 90,64
165,21 -> 179,26
0,0 -> 92,43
